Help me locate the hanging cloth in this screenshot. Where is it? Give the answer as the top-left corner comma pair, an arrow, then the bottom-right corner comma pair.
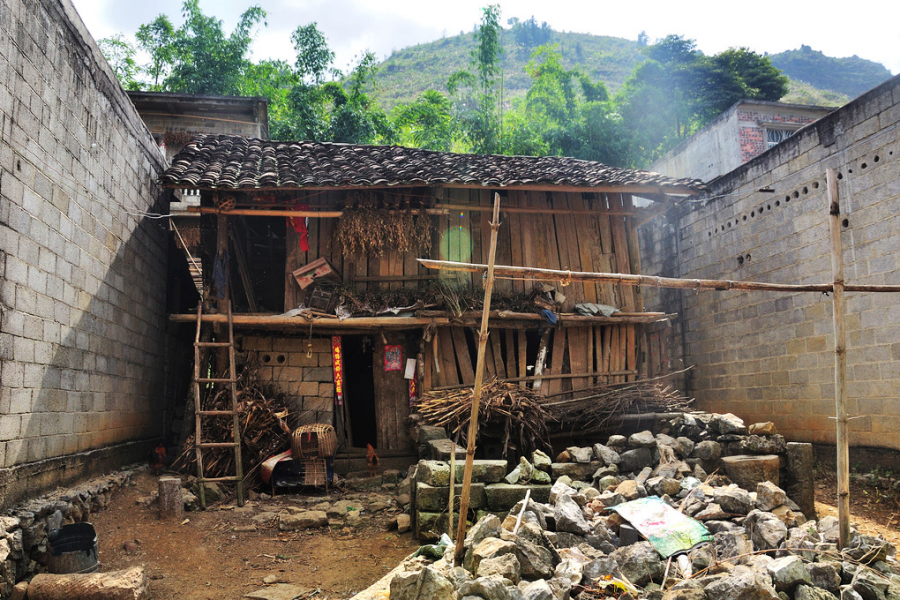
287,203 -> 310,252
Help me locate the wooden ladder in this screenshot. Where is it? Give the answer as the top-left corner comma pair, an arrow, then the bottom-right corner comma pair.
192,300 -> 244,508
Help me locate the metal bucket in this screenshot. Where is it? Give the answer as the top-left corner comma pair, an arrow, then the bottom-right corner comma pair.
48,522 -> 99,574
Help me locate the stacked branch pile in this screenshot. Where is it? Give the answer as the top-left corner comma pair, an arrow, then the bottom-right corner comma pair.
174,358 -> 293,491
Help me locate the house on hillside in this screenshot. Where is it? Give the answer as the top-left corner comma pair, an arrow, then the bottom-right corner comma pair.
641,75 -> 900,459
651,100 -> 833,183
160,135 -> 705,455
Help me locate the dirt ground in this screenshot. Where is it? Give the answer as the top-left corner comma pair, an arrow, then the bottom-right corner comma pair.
90,466 -> 900,600
91,470 -> 419,600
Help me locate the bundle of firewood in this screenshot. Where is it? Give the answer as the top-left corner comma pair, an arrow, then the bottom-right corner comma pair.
544,380 -> 692,434
173,358 -> 293,490
412,379 -> 553,457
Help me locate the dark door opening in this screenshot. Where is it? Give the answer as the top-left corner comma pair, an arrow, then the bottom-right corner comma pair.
341,335 -> 377,449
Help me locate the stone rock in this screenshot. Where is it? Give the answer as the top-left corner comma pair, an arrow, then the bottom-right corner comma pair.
532,470 -> 551,484
506,457 -> 536,484
657,478 -> 682,497
694,503 -> 729,521
607,435 -> 627,450
618,448 -> 653,473
807,562 -> 841,594
245,584 -> 314,600
785,443 -> 816,519
598,491 -> 624,507
532,450 -> 552,472
556,450 -> 572,463
466,514 -> 502,548
629,431 -> 657,448
706,565 -> 779,600
710,413 -> 748,435
750,422 -> 778,436
721,455 -> 781,489
478,553 -> 521,583
555,494 -> 591,536
745,510 -> 788,550
515,523 -> 559,580
593,444 -> 621,466
485,484 -> 552,511
767,555 -> 812,592
694,441 -> 723,461
742,435 -> 787,455
713,485 -> 754,515
522,579 -> 554,600
278,511 -> 328,530
714,529 -> 754,564
663,588 -> 708,600
566,447 -> 593,464
843,587 -> 866,600
851,568 -> 889,600
554,558 -> 585,585
843,535 -> 894,564
756,481 -> 789,512
677,437 -> 696,457
612,541 -> 663,587
795,585 -> 839,600
390,566 -> 456,600
395,513 -> 411,533
548,576 -> 572,600
550,480 -> 577,504
636,466 -> 654,485
582,555 -> 620,582
772,505 -> 807,528
10,581 -> 27,600
615,480 -> 641,501
552,461 -> 604,481
460,575 -> 516,600
469,537 -> 517,573
597,475 -> 618,491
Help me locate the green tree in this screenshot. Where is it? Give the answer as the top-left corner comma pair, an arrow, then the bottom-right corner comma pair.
393,90 -> 456,151
712,48 -> 788,101
98,34 -> 142,91
448,4 -> 503,154
164,0 -> 266,95
239,59 -> 299,139
135,15 -> 175,90
291,23 -> 336,84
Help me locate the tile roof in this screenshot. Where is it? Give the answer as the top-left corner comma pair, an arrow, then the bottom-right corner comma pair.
160,134 -> 707,193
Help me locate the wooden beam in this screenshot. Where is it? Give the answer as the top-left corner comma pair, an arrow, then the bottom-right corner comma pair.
455,193 -> 501,562
417,259 -> 900,294
827,167 -> 850,550
165,183 -> 701,196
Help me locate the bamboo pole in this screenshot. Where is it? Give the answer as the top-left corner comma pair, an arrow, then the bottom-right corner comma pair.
418,259 -> 900,294
827,168 -> 850,549
454,193 -> 502,563
430,369 -> 637,391
448,440 -> 456,538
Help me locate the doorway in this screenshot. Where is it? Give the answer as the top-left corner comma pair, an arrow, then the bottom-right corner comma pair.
341,335 -> 377,449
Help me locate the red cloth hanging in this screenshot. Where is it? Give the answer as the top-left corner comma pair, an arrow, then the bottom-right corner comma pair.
288,203 -> 310,252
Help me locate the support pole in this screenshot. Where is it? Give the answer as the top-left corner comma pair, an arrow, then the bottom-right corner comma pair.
827,168 -> 850,549
454,193 -> 501,564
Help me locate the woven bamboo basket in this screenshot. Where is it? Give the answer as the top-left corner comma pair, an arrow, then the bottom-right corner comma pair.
291,424 -> 338,459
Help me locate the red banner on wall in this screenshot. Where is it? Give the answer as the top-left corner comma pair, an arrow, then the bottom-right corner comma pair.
331,336 -> 344,406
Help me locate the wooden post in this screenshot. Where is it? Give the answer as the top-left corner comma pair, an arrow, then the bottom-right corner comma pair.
454,193 -> 501,563
158,477 -> 184,521
827,168 -> 850,549
531,329 -> 552,391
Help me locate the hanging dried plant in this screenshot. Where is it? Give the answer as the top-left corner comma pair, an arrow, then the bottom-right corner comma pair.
334,194 -> 434,257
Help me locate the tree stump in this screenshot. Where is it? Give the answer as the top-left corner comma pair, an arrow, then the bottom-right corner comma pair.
158,477 -> 184,521
28,566 -> 150,600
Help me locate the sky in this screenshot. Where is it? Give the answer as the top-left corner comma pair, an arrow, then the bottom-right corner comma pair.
70,0 -> 899,77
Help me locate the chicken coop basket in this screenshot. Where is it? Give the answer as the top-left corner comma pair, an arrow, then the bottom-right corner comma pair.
291,424 -> 338,460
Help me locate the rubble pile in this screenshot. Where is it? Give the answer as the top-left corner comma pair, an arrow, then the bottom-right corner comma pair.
387,412 -> 900,600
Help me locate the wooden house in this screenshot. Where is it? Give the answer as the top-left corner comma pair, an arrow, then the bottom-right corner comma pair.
162,134 -> 705,456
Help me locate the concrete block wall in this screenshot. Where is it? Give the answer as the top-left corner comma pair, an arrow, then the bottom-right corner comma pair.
241,335 -> 336,427
0,0 -> 168,507
642,75 -> 900,451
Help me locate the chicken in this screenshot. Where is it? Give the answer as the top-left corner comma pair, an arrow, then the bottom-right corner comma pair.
366,443 -> 379,477
149,442 -> 166,476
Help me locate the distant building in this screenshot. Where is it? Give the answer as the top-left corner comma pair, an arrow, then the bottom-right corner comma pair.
651,99 -> 833,183
127,92 -> 269,162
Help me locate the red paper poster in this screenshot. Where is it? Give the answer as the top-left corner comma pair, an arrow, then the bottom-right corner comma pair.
331,336 -> 344,406
384,345 -> 402,372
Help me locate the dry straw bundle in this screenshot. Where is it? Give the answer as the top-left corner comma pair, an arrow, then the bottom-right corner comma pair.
334,194 -> 433,257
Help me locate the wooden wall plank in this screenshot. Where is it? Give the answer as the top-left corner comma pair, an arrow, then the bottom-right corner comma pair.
520,192 -> 536,291
547,328 -> 567,396
437,328 -> 459,387
625,324 -> 637,382
451,327 -> 475,384
567,327 -> 589,390
517,330 -> 528,385
424,335 -> 434,391
504,329 -> 516,382
573,194 -> 599,304
495,194 -> 513,294
623,194 -> 645,311
608,193 -> 636,312
507,191 -> 525,295
470,190 -> 483,289
490,331 -> 507,378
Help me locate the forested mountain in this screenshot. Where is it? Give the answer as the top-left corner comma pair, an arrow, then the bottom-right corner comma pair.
770,45 -> 893,99
374,28 -> 646,110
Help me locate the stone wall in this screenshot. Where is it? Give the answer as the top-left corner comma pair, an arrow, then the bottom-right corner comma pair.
241,335 -> 335,427
643,75 -> 900,451
0,0 -> 169,507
